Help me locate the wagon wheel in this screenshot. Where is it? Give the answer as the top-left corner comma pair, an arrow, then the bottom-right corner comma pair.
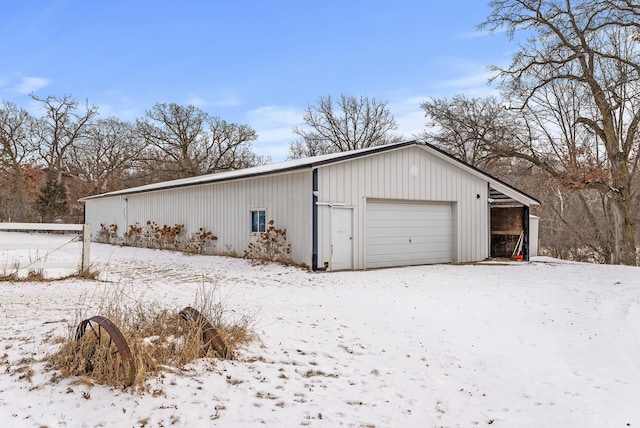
179,306 -> 229,359
75,315 -> 136,386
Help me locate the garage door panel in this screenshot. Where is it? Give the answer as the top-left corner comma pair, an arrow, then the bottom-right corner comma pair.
366,201 -> 452,268
367,235 -> 451,246
367,240 -> 451,253
368,210 -> 450,222
368,219 -> 451,228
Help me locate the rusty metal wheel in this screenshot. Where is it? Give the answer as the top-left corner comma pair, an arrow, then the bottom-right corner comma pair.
179,306 -> 229,359
75,315 -> 136,386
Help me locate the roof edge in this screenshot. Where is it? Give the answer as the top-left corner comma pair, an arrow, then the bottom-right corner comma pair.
417,141 -> 540,206
78,163 -> 313,202
79,141 -> 418,202
79,140 -> 540,206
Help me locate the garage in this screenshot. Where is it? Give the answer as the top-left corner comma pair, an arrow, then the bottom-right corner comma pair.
366,200 -> 453,268
82,141 -> 539,270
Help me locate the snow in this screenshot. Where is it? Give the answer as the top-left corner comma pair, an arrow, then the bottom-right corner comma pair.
0,231 -> 83,277
1,232 -> 639,427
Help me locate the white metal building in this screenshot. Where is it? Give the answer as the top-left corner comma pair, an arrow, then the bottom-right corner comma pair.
80,141 -> 539,271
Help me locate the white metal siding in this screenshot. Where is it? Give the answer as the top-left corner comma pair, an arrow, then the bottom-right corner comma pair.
316,146 -> 489,269
85,170 -> 313,267
529,215 -> 539,257
84,197 -> 127,236
366,201 -> 452,268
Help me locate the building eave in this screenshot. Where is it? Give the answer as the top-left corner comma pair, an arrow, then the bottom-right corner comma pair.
79,140 -> 540,207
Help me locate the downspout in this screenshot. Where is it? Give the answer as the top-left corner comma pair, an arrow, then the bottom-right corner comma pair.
487,183 -> 492,260
312,169 -> 318,271
121,196 -> 129,236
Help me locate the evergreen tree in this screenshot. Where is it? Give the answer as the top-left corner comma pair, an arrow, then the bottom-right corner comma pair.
37,175 -> 68,222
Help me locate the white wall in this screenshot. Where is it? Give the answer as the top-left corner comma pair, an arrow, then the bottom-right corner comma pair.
84,197 -> 127,237
85,170 -> 313,266
529,215 -> 539,257
315,145 -> 489,269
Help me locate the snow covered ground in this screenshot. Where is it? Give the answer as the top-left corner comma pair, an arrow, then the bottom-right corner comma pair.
0,231 -> 639,427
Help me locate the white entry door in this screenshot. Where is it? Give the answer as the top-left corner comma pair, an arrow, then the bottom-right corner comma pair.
331,207 -> 353,271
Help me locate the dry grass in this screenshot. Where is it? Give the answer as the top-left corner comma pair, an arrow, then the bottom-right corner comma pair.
0,264 -> 102,282
47,283 -> 257,390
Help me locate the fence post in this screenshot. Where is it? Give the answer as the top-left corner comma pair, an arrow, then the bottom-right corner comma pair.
82,224 -> 91,274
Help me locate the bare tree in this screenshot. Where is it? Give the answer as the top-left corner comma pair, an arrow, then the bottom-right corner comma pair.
66,118 -> 144,195
481,0 -> 640,265
136,103 -> 262,181
136,103 -> 206,179
287,136 -> 331,160
420,95 -> 518,170
30,94 -> 98,221
0,101 -> 34,171
289,94 -> 401,159
0,102 -> 39,221
31,94 -> 99,179
537,184 -> 617,263
205,116 -> 267,172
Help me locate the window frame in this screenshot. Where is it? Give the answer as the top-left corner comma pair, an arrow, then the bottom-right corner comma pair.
249,208 -> 267,234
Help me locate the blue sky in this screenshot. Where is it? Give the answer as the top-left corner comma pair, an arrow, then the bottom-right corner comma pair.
1,1 -> 513,161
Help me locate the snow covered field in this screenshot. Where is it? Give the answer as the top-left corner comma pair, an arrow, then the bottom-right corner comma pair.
0,232 -> 639,427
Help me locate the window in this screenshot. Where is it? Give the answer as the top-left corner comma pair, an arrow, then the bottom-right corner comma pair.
250,209 -> 266,233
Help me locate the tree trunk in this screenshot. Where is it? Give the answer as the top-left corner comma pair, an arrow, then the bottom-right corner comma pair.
605,130 -> 637,265
609,187 -> 637,266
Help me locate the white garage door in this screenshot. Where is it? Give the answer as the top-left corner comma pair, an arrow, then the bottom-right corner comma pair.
366,200 -> 452,268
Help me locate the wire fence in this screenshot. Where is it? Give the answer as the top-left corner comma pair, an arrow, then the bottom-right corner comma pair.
0,223 -> 90,277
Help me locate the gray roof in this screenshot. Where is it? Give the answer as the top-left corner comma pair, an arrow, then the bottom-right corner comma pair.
79,141 -> 539,206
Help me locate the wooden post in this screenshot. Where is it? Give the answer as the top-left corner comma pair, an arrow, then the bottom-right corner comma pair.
82,224 -> 91,274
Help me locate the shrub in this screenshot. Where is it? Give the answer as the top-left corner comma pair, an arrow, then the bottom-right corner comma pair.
122,221 -> 217,254
244,220 -> 293,265
182,228 -> 218,254
124,221 -> 184,250
96,223 -> 118,244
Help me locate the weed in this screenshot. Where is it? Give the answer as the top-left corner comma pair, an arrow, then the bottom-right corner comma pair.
16,366 -> 35,382
74,266 -> 101,280
96,223 -> 118,244
46,282 -> 257,390
300,369 -> 339,378
0,264 -> 101,283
